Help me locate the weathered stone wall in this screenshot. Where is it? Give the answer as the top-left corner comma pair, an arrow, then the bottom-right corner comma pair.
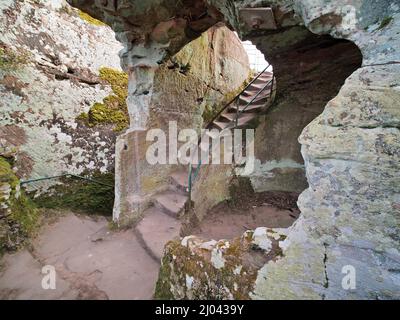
249,32 -> 362,193
69,0 -> 400,299
248,0 -> 400,300
113,26 -> 250,226
0,0 -> 122,192
0,145 -> 39,254
156,1 -> 399,299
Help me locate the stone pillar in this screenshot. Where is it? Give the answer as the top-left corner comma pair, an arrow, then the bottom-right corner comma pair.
112,63 -> 158,225
113,129 -> 151,226
112,37 -> 160,225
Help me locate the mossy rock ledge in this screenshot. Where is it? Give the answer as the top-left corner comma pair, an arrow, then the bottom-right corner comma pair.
154,228 -> 287,300
0,156 -> 39,255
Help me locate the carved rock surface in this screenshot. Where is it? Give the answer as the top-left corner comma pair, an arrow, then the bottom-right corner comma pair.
0,0 -> 122,191
68,0 -> 400,299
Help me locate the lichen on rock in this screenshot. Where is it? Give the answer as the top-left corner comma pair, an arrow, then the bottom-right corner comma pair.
155,228 -> 286,300
0,45 -> 30,72
0,0 -> 123,193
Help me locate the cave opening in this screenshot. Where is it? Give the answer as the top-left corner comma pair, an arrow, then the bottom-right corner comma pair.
189,30 -> 363,241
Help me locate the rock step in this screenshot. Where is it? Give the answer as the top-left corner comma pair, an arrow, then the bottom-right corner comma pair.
204,129 -> 232,139
246,81 -> 272,91
220,112 -> 256,123
154,191 -> 188,218
135,206 -> 181,261
239,92 -> 270,104
212,120 -> 233,130
169,170 -> 189,193
252,75 -> 273,85
229,102 -> 266,112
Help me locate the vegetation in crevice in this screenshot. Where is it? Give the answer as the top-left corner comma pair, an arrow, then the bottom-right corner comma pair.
154,237 -> 260,300
77,9 -> 107,27
378,16 -> 393,30
77,67 -> 129,132
32,171 -> 115,216
0,45 -> 30,72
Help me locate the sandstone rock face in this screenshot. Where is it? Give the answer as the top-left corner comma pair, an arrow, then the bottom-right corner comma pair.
67,0 -> 225,68
249,33 -> 362,194
248,0 -> 399,300
113,26 -> 250,226
0,0 -> 122,191
0,148 -> 39,253
69,0 -> 400,299
158,1 -> 398,299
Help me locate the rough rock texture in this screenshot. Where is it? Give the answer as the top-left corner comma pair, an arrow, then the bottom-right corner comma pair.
247,0 -> 400,300
0,0 -> 122,192
0,148 -> 39,254
69,0 -> 400,299
155,228 -> 287,299
171,1 -> 399,299
250,34 -> 362,193
113,26 -> 250,226
188,163 -> 233,229
0,212 -> 160,299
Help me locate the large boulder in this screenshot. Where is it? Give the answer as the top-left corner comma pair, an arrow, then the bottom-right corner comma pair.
0,0 -> 122,193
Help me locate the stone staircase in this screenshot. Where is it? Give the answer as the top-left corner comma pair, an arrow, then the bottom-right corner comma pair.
134,169 -> 188,261
210,70 -> 274,131
134,68 -> 275,263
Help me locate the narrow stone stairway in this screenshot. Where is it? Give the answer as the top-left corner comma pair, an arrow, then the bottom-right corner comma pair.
134,169 -> 188,261
134,68 -> 275,264
210,70 -> 274,131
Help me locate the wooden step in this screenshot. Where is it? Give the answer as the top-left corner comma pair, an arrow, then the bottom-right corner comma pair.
252,76 -> 273,85
246,81 -> 272,92
254,71 -> 273,80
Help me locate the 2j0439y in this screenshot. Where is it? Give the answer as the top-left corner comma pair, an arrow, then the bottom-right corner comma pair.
154,304 -> 244,318
199,305 -> 244,317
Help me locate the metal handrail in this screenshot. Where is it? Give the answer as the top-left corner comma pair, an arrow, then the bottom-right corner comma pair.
204,63 -> 271,128
187,67 -> 275,206
236,77 -> 274,126
20,173 -> 114,188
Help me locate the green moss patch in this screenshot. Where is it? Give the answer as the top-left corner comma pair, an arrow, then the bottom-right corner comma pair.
0,45 -> 30,72
154,237 -> 259,300
77,67 -> 129,132
77,9 -> 107,27
1,157 -> 39,255
33,172 -> 114,216
378,16 -> 393,29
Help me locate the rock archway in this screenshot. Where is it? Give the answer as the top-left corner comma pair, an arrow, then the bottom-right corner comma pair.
67,0 -> 400,299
